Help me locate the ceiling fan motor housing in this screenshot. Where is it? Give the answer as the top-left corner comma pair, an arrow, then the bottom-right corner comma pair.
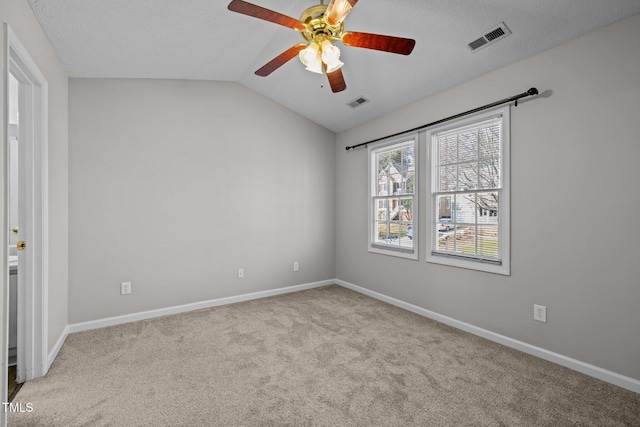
300,5 -> 344,43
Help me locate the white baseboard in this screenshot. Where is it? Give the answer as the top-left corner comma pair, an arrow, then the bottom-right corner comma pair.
67,280 -> 334,334
335,279 -> 640,394
46,325 -> 69,374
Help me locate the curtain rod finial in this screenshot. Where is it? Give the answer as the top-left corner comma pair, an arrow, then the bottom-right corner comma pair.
528,87 -> 539,95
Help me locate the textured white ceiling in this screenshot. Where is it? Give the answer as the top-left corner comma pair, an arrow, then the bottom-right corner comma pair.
28,0 -> 640,132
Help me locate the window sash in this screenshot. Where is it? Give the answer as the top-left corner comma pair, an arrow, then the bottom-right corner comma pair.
431,191 -> 502,263
371,195 -> 414,252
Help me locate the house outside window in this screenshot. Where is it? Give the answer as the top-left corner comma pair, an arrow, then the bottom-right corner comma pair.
427,108 -> 510,275
368,134 -> 418,260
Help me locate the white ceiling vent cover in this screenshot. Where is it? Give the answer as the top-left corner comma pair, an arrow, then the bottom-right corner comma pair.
468,22 -> 511,52
347,96 -> 369,108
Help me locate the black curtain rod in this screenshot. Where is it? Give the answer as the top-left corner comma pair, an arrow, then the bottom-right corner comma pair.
345,87 -> 539,151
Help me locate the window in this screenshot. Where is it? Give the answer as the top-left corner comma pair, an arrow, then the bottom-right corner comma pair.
427,108 -> 510,274
368,135 -> 417,260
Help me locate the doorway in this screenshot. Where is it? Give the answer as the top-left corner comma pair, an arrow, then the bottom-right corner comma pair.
2,24 -> 50,416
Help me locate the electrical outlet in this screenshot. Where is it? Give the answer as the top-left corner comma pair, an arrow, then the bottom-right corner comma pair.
534,304 -> 547,322
237,268 -> 244,279
120,281 -> 132,295
293,262 -> 299,272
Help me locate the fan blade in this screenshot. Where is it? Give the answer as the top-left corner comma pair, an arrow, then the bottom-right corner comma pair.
324,0 -> 358,26
228,0 -> 306,31
342,31 -> 415,55
326,67 -> 347,93
255,43 -> 307,77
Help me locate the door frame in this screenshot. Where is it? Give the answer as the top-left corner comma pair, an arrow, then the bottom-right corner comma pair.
2,24 -> 49,406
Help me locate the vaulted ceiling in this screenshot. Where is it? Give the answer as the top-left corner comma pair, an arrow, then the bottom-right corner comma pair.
28,0 -> 640,132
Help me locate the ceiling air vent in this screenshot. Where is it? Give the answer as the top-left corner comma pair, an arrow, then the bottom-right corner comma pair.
347,96 -> 369,109
468,22 -> 511,52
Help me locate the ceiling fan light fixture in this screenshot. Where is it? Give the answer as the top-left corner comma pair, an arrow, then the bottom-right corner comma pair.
320,40 -> 344,73
325,0 -> 354,25
299,42 -> 323,74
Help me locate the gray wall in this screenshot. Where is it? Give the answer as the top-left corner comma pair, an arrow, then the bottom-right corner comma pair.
1,0 -> 69,357
69,79 -> 336,323
335,13 -> 640,381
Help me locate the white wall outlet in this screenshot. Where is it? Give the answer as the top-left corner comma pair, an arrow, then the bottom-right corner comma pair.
237,268 -> 244,279
120,281 -> 132,295
534,304 -> 547,322
293,261 -> 299,272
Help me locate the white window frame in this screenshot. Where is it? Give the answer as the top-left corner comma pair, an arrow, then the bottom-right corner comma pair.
426,107 -> 510,275
368,133 -> 418,260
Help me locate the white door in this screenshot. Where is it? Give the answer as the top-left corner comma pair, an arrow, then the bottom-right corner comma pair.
3,25 -> 50,407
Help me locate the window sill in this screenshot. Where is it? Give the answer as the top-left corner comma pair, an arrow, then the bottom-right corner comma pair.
369,246 -> 418,260
427,253 -> 510,275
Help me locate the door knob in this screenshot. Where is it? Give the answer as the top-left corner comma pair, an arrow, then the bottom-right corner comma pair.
17,241 -> 26,251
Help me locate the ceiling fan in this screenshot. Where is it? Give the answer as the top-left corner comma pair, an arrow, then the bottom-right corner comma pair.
227,0 -> 416,93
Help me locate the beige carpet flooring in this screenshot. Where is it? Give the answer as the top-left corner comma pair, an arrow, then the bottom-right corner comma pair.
9,285 -> 640,426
